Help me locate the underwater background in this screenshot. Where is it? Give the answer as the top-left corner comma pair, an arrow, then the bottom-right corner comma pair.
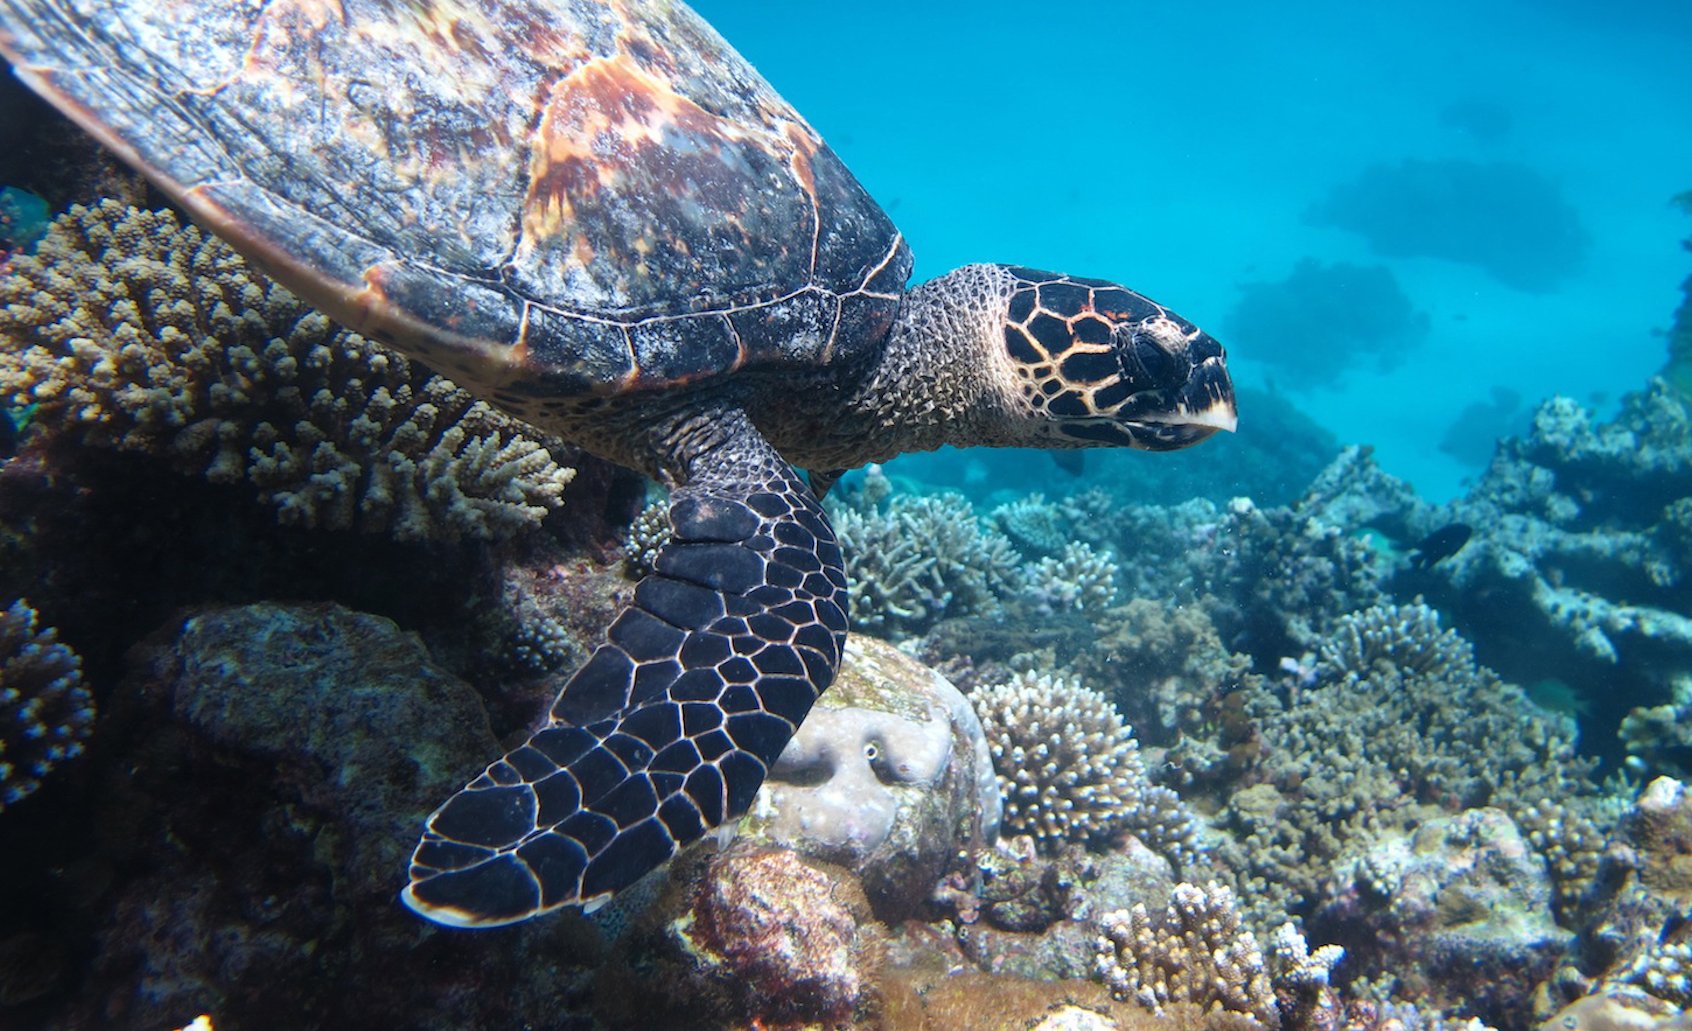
700,0 -> 1692,502
1,0 -> 1691,1029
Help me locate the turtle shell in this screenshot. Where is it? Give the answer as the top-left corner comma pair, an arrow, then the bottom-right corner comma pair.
0,0 -> 912,400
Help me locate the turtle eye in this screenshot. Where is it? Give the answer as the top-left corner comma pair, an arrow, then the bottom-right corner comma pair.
1120,326 -> 1187,388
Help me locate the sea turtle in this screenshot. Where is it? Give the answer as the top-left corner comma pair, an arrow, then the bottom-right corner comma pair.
0,0 -> 1236,927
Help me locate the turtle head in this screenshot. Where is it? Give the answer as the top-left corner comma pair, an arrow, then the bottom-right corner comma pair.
991,265 -> 1236,451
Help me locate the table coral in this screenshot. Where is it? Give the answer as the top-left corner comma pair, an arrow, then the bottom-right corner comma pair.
973,671 -> 1198,864
0,598 -> 92,810
0,201 -> 574,542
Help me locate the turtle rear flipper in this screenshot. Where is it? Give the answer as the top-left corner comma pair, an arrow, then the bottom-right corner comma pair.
402,408 -> 845,927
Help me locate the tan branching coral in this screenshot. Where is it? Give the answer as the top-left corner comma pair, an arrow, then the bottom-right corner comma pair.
0,201 -> 574,542
0,600 -> 94,810
1094,881 -> 1278,1027
1025,541 -> 1120,621
1319,601 -> 1473,686
832,492 -> 1020,637
1216,603 -> 1607,931
973,671 -> 1197,861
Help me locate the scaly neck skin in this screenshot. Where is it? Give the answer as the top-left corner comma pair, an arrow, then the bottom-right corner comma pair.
798,264 -> 1025,468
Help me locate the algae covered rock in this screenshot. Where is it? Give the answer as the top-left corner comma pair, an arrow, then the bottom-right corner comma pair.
56,602 -> 607,1029
1313,807 -> 1567,1027
160,602 -> 498,894
602,842 -> 881,1029
739,634 -> 1000,922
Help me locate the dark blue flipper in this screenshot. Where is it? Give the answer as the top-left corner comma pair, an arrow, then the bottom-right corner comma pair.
403,408 -> 847,927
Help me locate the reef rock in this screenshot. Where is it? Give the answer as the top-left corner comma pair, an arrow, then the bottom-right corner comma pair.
50,602 -> 606,1029
1313,807 -> 1568,1028
740,634 -> 999,921
602,842 -> 880,1029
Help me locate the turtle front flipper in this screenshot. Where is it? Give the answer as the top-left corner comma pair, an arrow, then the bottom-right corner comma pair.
402,408 -> 846,927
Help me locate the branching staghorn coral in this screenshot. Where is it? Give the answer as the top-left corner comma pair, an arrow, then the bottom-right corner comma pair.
831,492 -> 1020,638
0,600 -> 93,810
0,202 -> 574,542
1318,601 -> 1474,686
972,670 -> 1198,863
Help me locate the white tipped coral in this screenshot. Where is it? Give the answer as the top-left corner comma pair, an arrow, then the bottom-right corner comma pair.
0,600 -> 94,809
1319,601 -> 1472,685
1025,541 -> 1120,620
973,671 -> 1197,860
1094,882 -> 1277,1026
832,492 -> 1020,637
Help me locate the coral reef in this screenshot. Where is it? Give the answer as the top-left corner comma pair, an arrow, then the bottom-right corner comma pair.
1393,382 -> 1692,770
1025,542 -> 1121,623
1308,158 -> 1588,291
0,202 -> 574,542
1210,602 -> 1605,933
1224,258 -> 1429,388
1093,881 -> 1280,1026
0,598 -> 92,809
1538,777 -> 1692,1020
15,601 -> 623,1029
1312,808 -> 1569,1027
973,671 -> 1198,864
832,491 -> 1021,637
741,635 -> 999,922
1076,597 -> 1251,758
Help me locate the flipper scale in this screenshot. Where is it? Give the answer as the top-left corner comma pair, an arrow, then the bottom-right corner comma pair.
403,408 -> 845,926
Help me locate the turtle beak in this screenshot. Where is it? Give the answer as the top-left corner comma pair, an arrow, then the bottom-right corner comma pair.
1119,335 -> 1237,450
1175,352 -> 1238,433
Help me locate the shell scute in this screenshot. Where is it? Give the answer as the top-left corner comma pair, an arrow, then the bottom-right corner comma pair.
0,0 -> 909,400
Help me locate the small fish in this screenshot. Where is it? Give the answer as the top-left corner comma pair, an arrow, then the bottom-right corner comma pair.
1408,523 -> 1472,569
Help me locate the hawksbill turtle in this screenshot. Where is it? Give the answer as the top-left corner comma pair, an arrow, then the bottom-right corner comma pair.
0,0 -> 1236,927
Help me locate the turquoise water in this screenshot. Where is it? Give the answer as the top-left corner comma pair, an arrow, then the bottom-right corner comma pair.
2,2 -> 1691,1026
698,0 -> 1692,500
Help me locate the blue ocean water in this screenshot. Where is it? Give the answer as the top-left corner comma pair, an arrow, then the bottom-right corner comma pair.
697,0 -> 1692,500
